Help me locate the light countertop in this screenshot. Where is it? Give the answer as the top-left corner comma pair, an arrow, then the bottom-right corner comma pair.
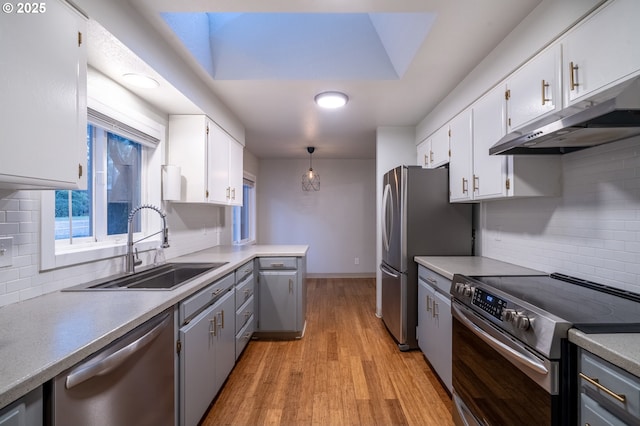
414,256 -> 545,280
0,244 -> 308,408
569,329 -> 640,377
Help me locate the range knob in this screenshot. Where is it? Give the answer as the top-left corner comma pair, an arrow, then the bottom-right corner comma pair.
463,285 -> 473,297
502,309 -> 516,322
514,313 -> 531,330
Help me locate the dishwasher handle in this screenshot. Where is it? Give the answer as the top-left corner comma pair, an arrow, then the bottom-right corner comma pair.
65,312 -> 171,389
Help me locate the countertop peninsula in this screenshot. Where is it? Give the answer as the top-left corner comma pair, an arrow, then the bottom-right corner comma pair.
0,245 -> 308,408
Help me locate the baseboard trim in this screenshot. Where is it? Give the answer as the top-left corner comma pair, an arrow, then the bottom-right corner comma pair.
307,273 -> 376,279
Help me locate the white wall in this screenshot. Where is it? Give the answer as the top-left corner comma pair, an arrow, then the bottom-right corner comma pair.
375,127 -> 416,315
481,138 -> 640,292
257,158 -> 376,277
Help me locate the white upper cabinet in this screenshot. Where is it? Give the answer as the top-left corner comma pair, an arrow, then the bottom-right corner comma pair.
506,44 -> 562,131
562,0 -> 640,105
416,126 -> 449,169
472,87 -> 510,200
416,138 -> 430,168
448,109 -> 473,202
207,123 -> 243,206
0,0 -> 87,190
449,86 -> 562,203
168,115 -> 243,206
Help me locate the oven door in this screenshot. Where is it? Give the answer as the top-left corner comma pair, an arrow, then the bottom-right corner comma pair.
451,300 -> 560,426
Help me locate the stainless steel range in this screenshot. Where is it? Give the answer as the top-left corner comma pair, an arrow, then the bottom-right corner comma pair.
450,273 -> 640,426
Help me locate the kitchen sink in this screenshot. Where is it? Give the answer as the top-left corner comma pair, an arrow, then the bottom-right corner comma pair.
64,262 -> 228,291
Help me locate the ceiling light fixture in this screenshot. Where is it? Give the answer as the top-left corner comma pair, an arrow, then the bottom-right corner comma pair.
122,73 -> 160,89
302,147 -> 320,191
314,91 -> 348,109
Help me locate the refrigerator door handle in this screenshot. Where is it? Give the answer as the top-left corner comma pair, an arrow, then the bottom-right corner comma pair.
381,183 -> 393,253
380,263 -> 400,278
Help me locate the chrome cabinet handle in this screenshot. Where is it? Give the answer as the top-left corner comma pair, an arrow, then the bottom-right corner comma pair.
423,153 -> 428,167
472,174 -> 479,193
462,177 -> 468,194
426,295 -> 431,312
210,317 -> 217,336
289,279 -> 293,293
579,372 -> 626,403
433,300 -> 438,318
270,263 -> 285,268
66,313 -> 171,389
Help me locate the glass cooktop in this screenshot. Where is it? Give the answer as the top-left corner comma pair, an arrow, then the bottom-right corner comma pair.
469,273 -> 640,333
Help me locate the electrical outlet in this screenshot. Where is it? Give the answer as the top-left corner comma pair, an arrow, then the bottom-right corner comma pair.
0,237 -> 13,268
354,257 -> 360,265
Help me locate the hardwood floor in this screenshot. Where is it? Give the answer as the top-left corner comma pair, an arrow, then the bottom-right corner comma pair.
201,278 -> 453,425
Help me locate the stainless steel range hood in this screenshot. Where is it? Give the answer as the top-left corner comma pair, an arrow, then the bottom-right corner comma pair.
490,77 -> 640,155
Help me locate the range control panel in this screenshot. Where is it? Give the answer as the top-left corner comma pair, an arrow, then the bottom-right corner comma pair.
472,288 -> 506,320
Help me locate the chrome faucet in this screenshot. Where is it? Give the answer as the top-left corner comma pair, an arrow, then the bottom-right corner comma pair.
126,204 -> 170,274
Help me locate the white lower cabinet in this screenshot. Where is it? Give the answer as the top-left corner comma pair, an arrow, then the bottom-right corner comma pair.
417,265 -> 452,392
179,274 -> 235,426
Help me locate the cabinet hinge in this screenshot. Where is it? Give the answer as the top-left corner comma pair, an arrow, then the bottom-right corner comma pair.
506,178 -> 511,190
78,31 -> 82,47
176,340 -> 182,354
78,164 -> 83,178
206,125 -> 209,135
448,129 -> 451,138
448,149 -> 451,158
205,190 -> 209,198
508,117 -> 511,127
505,89 -> 510,100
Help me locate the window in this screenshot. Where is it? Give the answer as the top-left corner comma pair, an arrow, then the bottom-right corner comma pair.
40,98 -> 164,271
232,174 -> 256,245
55,124 -> 142,243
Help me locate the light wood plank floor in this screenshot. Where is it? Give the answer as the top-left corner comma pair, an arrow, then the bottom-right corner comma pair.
201,278 -> 453,425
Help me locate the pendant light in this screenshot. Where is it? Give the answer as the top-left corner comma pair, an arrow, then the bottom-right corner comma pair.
302,147 -> 320,191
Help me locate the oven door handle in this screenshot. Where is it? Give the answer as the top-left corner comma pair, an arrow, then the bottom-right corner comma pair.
452,303 -> 549,376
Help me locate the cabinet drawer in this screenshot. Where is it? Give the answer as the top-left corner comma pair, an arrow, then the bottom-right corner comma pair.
235,295 -> 254,334
258,257 -> 297,270
236,316 -> 254,359
180,273 -> 235,324
235,274 -> 254,307
418,265 -> 451,295
580,349 -> 640,420
235,260 -> 254,283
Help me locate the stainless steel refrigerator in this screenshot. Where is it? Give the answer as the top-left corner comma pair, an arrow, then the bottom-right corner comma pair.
380,165 -> 472,350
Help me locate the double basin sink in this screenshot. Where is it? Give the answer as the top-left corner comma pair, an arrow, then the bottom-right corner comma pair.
65,262 -> 228,291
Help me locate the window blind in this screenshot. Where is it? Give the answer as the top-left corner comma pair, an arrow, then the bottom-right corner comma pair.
88,108 -> 160,147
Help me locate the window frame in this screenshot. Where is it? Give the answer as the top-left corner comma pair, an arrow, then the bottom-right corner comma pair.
232,172 -> 256,246
40,96 -> 164,271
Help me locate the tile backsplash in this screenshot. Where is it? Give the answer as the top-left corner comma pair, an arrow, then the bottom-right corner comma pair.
481,137 -> 640,292
0,190 -> 225,307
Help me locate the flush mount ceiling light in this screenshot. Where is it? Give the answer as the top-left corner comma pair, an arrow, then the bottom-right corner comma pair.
122,73 -> 160,89
302,147 -> 320,191
314,91 -> 348,109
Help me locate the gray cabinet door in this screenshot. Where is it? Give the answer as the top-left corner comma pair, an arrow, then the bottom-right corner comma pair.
214,290 -> 236,392
258,270 -> 298,331
180,304 -> 217,426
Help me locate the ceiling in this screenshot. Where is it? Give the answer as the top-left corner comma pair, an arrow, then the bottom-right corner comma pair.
89,0 -> 543,159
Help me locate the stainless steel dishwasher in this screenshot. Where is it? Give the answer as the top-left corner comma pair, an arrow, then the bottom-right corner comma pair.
51,309 -> 175,426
